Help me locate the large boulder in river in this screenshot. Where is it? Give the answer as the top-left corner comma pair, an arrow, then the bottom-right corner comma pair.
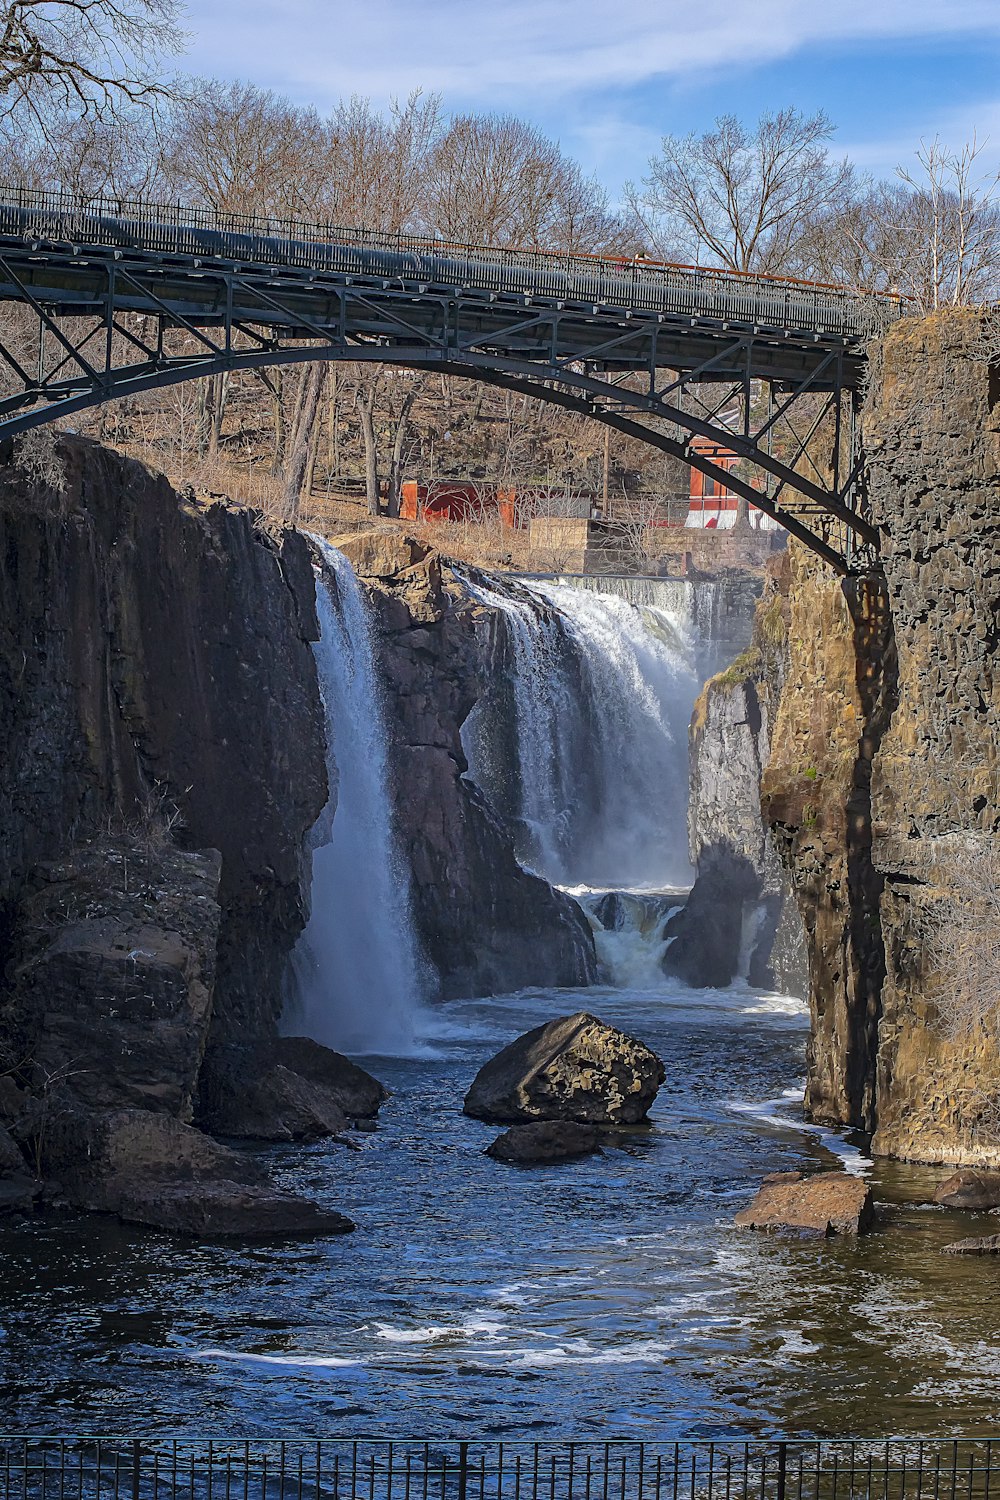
40,1107 -> 354,1237
734,1170 -> 874,1236
199,1035 -> 387,1141
464,1012 -> 664,1126
933,1169 -> 1000,1210
486,1121 -> 601,1164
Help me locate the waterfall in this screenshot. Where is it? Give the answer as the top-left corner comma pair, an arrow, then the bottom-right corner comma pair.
463,574 -> 699,892
287,538 -> 428,1056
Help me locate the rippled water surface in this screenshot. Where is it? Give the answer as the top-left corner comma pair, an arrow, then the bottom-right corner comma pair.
3,982 -> 999,1435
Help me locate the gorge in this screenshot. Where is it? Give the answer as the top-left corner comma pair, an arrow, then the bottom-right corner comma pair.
2,310 -> 1000,1433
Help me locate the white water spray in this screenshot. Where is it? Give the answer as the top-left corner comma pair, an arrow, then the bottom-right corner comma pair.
464,576 -> 699,891
287,538 -> 428,1056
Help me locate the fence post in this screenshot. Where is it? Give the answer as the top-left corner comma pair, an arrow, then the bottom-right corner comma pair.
776,1446 -> 787,1500
131,1442 -> 142,1500
459,1445 -> 469,1500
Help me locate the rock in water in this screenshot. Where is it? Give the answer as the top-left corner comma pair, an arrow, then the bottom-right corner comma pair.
199,1036 -> 388,1141
486,1121 -> 601,1164
941,1234 -> 1000,1256
464,1012 -> 664,1125
42,1108 -> 354,1238
933,1170 -> 1000,1210
734,1171 -> 874,1236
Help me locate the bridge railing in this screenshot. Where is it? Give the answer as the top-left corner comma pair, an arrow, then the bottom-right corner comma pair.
1,1440 -> 998,1500
0,185 -> 901,341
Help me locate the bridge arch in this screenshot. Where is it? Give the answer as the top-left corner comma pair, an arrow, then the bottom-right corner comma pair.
0,186 -> 898,572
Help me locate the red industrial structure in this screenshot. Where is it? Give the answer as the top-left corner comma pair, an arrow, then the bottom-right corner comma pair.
685,437 -> 777,530
400,481 -> 597,529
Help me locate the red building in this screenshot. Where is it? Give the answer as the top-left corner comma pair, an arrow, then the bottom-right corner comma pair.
685,437 -> 776,530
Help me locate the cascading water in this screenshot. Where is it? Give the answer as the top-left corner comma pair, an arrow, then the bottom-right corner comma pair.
462,573 -> 709,986
286,538 -> 428,1056
465,576 -> 698,892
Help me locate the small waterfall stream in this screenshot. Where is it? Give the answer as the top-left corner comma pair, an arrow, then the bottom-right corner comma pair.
286,538 -> 428,1056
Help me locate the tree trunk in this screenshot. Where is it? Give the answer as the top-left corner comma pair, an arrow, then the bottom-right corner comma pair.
209,372 -> 229,458
387,386 -> 419,518
282,363 -> 326,523
357,385 -> 381,517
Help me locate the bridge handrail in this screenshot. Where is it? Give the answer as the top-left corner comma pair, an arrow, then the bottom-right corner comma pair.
0,183 -> 902,339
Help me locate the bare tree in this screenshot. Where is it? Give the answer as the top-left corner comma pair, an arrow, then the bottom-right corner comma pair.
0,0 -> 186,125
896,135 -> 1000,311
630,108 -> 854,274
424,111 -> 627,251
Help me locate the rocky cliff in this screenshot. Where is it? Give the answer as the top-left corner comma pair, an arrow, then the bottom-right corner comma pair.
664,556 -> 807,992
335,531 -> 597,997
763,310 -> 1000,1164
0,434 -> 358,1229
1,437 -> 327,1040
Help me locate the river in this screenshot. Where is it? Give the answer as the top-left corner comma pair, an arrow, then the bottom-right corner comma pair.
2,974 -> 997,1435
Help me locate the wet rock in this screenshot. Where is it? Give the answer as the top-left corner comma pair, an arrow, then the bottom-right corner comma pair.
42,1107 -> 352,1237
734,1171 -> 875,1236
486,1121 -> 601,1163
941,1234 -> 1000,1256
933,1170 -> 1000,1210
340,530 -> 598,998
7,838 -> 222,1119
464,1012 -> 664,1126
0,1122 -> 27,1176
199,1036 -> 386,1141
268,1036 -> 388,1118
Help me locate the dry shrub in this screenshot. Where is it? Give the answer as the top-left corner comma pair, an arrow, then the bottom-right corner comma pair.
9,426 -> 70,517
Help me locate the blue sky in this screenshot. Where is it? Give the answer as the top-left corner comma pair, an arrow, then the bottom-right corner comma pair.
179,1 -> 1000,197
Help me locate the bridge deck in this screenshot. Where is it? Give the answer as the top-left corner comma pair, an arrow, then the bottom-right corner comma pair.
0,187 -> 900,382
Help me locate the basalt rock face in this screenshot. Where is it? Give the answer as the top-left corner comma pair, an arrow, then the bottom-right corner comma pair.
335,531 -> 597,998
0,437 -> 335,1227
762,310 -> 1000,1164
0,437 -> 326,1042
761,549 -> 896,1134
664,557 -> 808,993
864,311 -> 1000,1164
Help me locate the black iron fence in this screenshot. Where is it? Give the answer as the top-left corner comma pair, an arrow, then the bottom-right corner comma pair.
1,1442 -> 998,1500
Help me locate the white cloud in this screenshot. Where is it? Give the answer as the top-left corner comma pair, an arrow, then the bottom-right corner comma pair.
182,0 -> 1000,105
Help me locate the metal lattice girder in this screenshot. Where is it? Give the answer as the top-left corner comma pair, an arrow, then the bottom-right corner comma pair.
0,185 -> 902,571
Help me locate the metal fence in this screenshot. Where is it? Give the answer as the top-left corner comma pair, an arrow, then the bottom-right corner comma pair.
2,1442 -> 998,1500
0,184 -> 901,340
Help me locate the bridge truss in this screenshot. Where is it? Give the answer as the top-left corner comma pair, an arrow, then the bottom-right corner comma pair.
0,189 -> 901,573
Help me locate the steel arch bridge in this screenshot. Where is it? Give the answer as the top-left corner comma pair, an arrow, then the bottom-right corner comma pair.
0,187 -> 903,573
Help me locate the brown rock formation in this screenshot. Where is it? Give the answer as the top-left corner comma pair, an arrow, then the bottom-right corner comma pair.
934,1170 -> 1000,1209
762,310 -> 1000,1164
334,531 -> 597,997
41,1107 -> 353,1236
7,838 -> 221,1119
734,1170 -> 875,1235
464,1011 -> 664,1125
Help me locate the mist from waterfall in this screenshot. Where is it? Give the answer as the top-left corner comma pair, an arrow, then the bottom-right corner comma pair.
463,575 -> 700,893
287,538 -> 428,1056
